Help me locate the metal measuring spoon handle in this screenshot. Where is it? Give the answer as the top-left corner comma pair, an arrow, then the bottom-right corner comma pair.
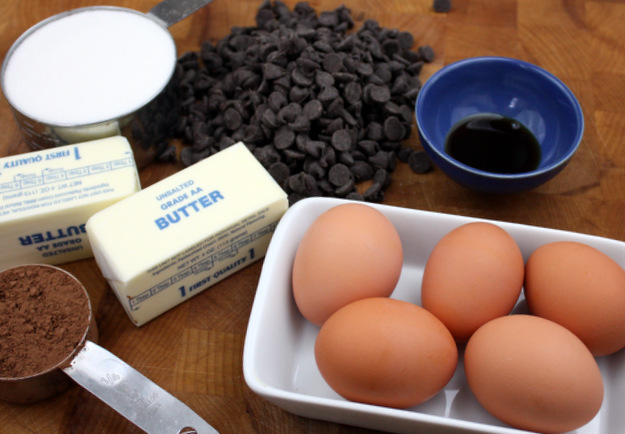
148,0 -> 215,28
63,340 -> 218,434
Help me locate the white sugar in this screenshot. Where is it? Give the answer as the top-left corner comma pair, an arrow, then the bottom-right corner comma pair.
2,8 -> 176,126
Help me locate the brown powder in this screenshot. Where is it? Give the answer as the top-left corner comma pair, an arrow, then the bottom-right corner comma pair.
0,265 -> 90,378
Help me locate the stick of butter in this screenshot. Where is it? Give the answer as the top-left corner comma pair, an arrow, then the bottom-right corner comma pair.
86,142 -> 289,326
0,136 -> 140,269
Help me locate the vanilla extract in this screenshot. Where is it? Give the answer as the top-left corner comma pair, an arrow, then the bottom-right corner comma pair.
445,113 -> 541,174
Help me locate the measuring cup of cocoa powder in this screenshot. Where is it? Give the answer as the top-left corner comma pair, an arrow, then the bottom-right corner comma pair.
0,264 -> 218,434
0,264 -> 97,403
1,0 -> 214,168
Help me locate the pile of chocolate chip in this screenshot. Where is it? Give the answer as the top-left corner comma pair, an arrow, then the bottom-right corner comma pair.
172,0 -> 434,204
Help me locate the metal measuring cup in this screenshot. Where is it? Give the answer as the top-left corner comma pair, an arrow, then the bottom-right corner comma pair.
1,0 -> 214,168
0,264 -> 218,434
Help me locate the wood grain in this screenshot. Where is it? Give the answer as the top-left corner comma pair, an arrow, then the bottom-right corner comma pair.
2,0 -> 625,433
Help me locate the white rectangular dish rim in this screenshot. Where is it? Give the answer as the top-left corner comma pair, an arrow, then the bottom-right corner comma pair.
243,196 -> 625,434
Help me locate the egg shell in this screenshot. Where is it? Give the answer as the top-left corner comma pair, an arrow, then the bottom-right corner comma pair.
464,314 -> 604,433
420,222 -> 524,343
292,203 -> 403,326
314,297 -> 458,409
525,241 -> 625,357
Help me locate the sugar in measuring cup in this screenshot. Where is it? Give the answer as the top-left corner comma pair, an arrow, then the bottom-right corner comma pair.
1,0 -> 214,168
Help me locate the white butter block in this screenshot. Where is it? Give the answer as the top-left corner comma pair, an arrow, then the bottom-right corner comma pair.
86,142 -> 289,326
0,136 -> 140,269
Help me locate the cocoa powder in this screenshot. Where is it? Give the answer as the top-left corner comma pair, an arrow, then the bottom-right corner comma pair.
0,265 -> 90,378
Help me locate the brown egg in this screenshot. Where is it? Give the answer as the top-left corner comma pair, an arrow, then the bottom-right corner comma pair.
465,314 -> 604,434
292,203 -> 403,326
421,222 -> 524,343
525,241 -> 625,356
315,297 -> 458,409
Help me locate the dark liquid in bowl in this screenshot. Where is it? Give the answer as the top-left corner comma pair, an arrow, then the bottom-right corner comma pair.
444,113 -> 541,174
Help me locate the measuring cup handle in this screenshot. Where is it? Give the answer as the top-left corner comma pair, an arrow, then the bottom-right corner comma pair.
63,340 -> 219,434
148,0 -> 215,28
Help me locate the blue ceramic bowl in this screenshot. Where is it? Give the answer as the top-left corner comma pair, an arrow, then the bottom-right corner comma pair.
415,56 -> 584,194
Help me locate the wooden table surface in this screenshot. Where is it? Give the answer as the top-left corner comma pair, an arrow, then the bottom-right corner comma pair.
2,0 -> 625,433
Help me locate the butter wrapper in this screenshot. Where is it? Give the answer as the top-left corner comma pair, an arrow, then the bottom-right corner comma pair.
0,136 -> 140,269
86,142 -> 289,326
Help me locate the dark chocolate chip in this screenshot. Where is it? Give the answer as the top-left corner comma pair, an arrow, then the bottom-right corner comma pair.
262,62 -> 285,80
243,124 -> 265,144
383,116 -> 405,141
345,191 -> 364,201
399,104 -> 413,123
323,52 -> 344,73
367,84 -> 391,103
328,163 -> 354,187
335,179 -> 355,196
390,75 -> 410,95
297,57 -> 320,73
224,107 -> 243,130
278,102 -> 302,123
318,86 -> 340,103
283,149 -> 306,160
157,145 -> 177,162
304,159 -> 326,179
326,98 -> 346,118
289,86 -> 309,103
305,140 -> 326,159
295,133 -> 309,152
192,133 -> 211,152
363,181 -> 384,202
433,0 -> 452,13
256,7 -> 276,28
381,141 -> 401,152
318,10 -> 339,28
317,178 -> 335,194
382,39 -> 400,57
367,122 -> 385,141
325,118 -> 345,135
334,72 -> 358,83
303,99 -> 324,120
367,74 -> 386,86
350,160 -> 375,181
356,61 -> 374,76
268,91 -> 287,112
180,146 -> 195,167
344,82 -> 363,105
291,68 -> 314,86
398,31 -> 414,49
339,151 -> 355,165
313,40 -> 333,53
219,136 -> 236,150
261,108 -> 281,128
331,129 -> 353,151
315,70 -> 335,87
269,161 -> 290,185
374,168 -> 392,188
320,146 -> 336,167
408,150 -> 432,173
288,172 -> 318,195
336,34 -> 356,52
384,101 -> 403,115
357,140 -> 379,156
374,63 -> 392,83
288,115 -> 311,132
274,125 -> 295,149
418,45 -> 435,62
369,150 -> 393,171
397,145 -> 414,163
